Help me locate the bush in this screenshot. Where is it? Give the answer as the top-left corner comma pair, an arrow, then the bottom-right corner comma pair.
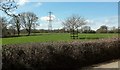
2,38 -> 120,70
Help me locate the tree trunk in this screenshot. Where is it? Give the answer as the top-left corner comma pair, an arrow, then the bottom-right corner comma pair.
17,28 -> 20,36
16,19 -> 20,36
26,28 -> 31,36
28,31 -> 30,36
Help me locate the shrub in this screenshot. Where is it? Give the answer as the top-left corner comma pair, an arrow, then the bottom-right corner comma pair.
2,38 -> 120,70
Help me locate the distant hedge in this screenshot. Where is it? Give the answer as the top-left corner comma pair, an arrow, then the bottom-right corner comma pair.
2,38 -> 120,70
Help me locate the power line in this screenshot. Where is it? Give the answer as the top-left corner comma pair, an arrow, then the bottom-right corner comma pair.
48,11 -> 53,31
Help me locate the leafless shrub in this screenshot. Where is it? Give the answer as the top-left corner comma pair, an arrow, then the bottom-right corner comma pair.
2,38 -> 120,70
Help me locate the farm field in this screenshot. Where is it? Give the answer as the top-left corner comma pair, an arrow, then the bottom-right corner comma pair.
1,33 -> 118,45
1,2 -> 120,70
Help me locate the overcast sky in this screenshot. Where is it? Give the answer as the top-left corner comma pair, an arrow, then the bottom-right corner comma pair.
0,0 -> 118,30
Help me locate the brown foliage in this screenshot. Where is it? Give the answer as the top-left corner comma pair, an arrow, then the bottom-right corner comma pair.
2,38 -> 120,70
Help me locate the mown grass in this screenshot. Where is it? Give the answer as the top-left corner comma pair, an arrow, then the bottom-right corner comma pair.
2,33 -> 118,45
0,38 -> 2,52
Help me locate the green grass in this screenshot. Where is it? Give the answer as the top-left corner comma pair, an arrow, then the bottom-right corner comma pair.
1,33 -> 118,45
78,33 -> 118,39
0,38 -> 2,44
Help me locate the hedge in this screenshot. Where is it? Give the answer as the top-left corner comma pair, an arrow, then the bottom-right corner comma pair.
2,38 -> 120,70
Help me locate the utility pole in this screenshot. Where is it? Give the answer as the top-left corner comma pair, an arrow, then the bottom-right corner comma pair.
48,11 -> 53,31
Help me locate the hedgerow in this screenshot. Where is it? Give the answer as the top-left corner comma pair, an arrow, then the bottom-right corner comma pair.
2,38 -> 120,70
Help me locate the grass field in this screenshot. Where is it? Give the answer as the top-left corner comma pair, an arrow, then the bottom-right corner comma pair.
0,38 -> 1,45
1,33 -> 118,45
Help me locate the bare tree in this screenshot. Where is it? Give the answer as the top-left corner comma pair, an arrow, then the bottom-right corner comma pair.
9,16 -> 21,35
9,17 -> 20,35
62,15 -> 87,32
62,15 -> 87,39
0,0 -> 21,36
0,0 -> 18,16
20,12 -> 38,36
0,17 -> 8,37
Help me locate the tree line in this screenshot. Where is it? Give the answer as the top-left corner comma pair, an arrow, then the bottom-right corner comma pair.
0,12 -> 39,37
0,0 -> 119,38
0,0 -> 39,37
0,14 -> 119,38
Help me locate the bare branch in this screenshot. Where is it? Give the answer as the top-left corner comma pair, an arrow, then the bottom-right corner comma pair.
0,0 -> 18,17
19,12 -> 38,35
62,14 -> 87,30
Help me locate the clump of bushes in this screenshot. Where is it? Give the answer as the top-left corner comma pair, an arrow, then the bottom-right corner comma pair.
2,38 -> 120,70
